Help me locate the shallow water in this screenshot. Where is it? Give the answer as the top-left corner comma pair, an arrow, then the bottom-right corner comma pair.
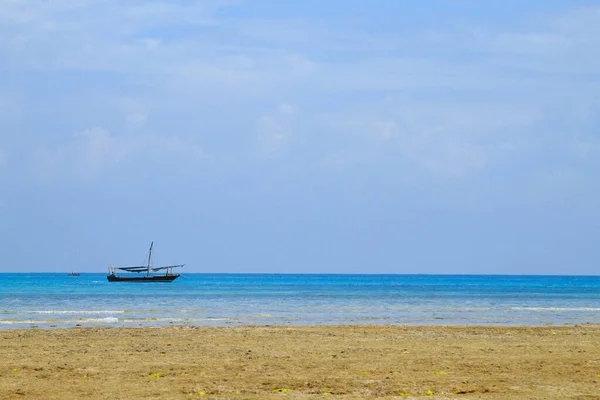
1,273 -> 599,329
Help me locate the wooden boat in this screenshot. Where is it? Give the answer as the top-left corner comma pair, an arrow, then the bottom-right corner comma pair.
67,272 -> 80,276
107,242 -> 183,282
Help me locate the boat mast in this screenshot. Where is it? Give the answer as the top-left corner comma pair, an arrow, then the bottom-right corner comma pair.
147,241 -> 153,277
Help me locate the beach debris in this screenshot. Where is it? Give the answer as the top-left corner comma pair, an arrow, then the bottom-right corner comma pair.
272,388 -> 293,394
12,368 -> 19,372
398,392 -> 411,396
83,374 -> 88,380
392,371 -> 401,375
198,371 -> 206,375
425,389 -> 435,395
148,372 -> 163,379
596,374 -> 600,379
433,371 -> 448,375
195,391 -> 206,396
322,387 -> 333,395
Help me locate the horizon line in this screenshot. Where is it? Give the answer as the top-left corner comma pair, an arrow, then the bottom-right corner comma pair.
1,272 -> 599,277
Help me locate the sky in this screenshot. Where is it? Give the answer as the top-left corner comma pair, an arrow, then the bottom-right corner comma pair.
0,0 -> 599,274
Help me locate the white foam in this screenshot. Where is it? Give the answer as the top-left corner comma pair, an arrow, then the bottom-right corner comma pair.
0,317 -> 119,325
510,307 -> 600,312
0,320 -> 40,325
81,317 -> 119,323
30,310 -> 126,315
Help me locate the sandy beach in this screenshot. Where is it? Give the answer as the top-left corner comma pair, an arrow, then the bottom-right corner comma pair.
1,325 -> 599,399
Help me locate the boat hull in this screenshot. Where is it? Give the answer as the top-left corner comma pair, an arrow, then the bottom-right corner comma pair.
107,275 -> 180,282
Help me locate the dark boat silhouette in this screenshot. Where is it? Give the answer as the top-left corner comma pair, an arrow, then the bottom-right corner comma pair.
107,242 -> 183,282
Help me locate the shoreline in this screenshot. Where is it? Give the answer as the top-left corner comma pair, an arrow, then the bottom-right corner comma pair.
2,325 -> 599,399
1,321 -> 600,331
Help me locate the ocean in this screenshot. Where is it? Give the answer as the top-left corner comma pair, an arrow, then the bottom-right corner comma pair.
1,273 -> 599,330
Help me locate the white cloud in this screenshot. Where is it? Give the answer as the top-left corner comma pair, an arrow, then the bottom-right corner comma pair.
32,127 -> 129,181
126,112 -> 148,127
372,121 -> 397,141
0,0 -> 236,73
319,97 -> 540,177
367,117 -> 488,178
74,127 -> 128,170
394,127 -> 488,178
32,126 -> 213,181
572,136 -> 598,160
257,116 -> 289,153
256,103 -> 299,154
113,97 -> 149,128
2,1 -> 596,101
1,1 -> 598,184
146,135 -> 216,162
278,103 -> 294,115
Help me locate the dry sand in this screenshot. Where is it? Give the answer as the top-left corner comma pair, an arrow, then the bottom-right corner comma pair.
1,325 -> 599,399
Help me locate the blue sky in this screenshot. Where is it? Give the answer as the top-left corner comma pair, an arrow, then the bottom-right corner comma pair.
1,0 -> 599,274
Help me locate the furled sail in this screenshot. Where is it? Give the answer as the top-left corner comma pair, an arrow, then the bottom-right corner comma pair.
113,265 -> 184,273
150,265 -> 184,272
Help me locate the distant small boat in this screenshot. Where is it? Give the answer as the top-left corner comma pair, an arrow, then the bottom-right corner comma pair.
107,242 -> 183,283
67,272 -> 80,276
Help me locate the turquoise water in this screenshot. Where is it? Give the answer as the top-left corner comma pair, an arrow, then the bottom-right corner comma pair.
1,274 -> 599,329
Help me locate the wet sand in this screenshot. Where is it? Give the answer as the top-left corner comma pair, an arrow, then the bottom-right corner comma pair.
1,325 -> 599,399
